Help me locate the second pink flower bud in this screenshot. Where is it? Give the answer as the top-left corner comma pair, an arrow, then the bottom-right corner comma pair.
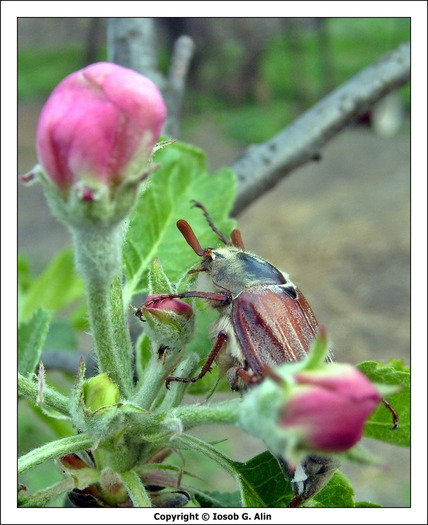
279,364 -> 382,453
239,359 -> 385,465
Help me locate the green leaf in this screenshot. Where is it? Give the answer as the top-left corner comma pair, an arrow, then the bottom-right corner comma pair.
194,490 -> 241,508
148,257 -> 174,295
18,308 -> 52,375
18,255 -> 33,320
310,471 -> 355,507
355,501 -> 382,507
69,301 -> 89,331
357,360 -> 410,447
135,333 -> 153,380
175,435 -> 293,507
44,319 -> 77,351
123,141 -> 236,304
18,254 -> 33,291
18,401 -> 74,454
231,451 -> 294,507
20,247 -> 85,321
185,306 -> 222,395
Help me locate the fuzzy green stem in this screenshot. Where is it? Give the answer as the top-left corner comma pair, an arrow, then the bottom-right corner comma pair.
110,273 -> 133,359
133,352 -> 199,411
120,397 -> 242,449
153,353 -> 200,412
86,278 -> 133,396
119,470 -> 152,507
72,225 -> 133,398
304,329 -> 330,369
19,478 -> 75,507
173,433 -> 238,479
171,397 -> 242,431
18,433 -> 93,475
18,373 -> 70,417
19,468 -> 100,507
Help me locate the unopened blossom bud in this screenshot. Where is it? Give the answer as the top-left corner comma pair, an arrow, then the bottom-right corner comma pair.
82,372 -> 120,413
143,294 -> 193,319
36,62 -> 166,192
279,364 -> 382,453
239,361 -> 383,464
137,294 -> 195,351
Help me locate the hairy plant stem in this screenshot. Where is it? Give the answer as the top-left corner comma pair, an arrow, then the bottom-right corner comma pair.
171,397 -> 242,431
119,470 -> 152,507
85,278 -> 133,397
133,352 -> 199,411
18,433 -> 93,475
110,273 -> 134,360
18,373 -> 70,417
173,433 -> 238,479
19,478 -> 75,507
72,225 -> 134,398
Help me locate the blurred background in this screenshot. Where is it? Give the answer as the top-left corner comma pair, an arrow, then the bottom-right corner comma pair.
18,18 -> 410,507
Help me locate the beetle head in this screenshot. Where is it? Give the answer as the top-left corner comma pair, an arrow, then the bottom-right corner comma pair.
177,218 -> 245,274
176,217 -> 287,295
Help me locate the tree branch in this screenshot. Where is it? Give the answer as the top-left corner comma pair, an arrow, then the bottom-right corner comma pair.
107,20 -> 409,215
231,42 -> 410,215
163,35 -> 195,137
107,18 -> 194,138
107,18 -> 165,88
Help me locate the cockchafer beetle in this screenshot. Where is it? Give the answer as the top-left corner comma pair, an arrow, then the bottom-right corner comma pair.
142,201 -> 397,506
145,200 -> 331,391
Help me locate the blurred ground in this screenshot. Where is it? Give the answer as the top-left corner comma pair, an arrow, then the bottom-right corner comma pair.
18,100 -> 410,506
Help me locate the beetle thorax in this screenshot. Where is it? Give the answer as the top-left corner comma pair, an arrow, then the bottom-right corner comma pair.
204,247 -> 288,296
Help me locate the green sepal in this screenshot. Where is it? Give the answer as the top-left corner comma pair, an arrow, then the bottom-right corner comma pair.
82,373 -> 121,413
18,307 -> 52,376
149,257 -> 175,295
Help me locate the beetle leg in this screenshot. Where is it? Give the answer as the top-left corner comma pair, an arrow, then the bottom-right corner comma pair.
260,365 -> 285,386
166,332 -> 228,388
227,364 -> 284,391
227,366 -> 263,391
382,397 -> 399,429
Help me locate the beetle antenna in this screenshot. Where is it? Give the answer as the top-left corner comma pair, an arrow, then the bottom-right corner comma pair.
231,229 -> 245,250
176,220 -> 205,256
191,200 -> 232,245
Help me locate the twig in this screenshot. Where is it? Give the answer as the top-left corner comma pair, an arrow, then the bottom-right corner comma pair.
108,20 -> 409,215
231,42 -> 410,215
107,18 -> 195,138
107,18 -> 165,89
163,35 -> 195,137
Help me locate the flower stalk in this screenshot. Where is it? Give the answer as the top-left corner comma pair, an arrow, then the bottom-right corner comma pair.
18,434 -> 94,475
170,397 -> 242,432
18,373 -> 71,417
119,470 -> 152,508
19,478 -> 82,507
71,224 -> 133,398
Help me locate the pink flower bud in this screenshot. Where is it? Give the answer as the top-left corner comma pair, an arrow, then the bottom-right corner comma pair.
36,62 -> 167,191
136,294 -> 195,351
143,294 -> 193,318
280,364 -> 382,453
